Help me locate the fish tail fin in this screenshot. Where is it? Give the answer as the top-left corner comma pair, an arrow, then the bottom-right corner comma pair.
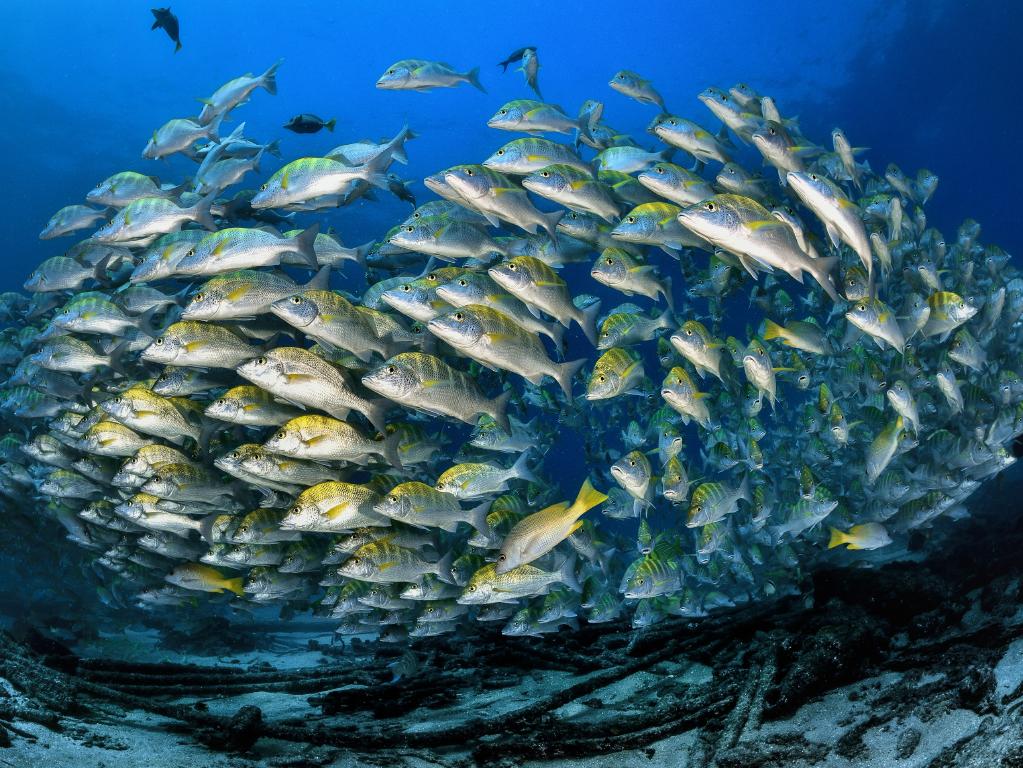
737,473 -> 752,504
467,500 -> 493,537
434,550 -> 455,584
261,58 -> 283,96
136,305 -> 160,338
555,358 -> 587,402
466,67 -> 486,93
541,208 -> 564,241
106,340 -> 131,376
510,450 -> 538,484
577,299 -> 601,346
362,173 -> 391,191
222,577 -> 245,597
304,264 -> 331,291
808,256 -> 841,302
364,399 -> 390,436
489,388 -> 513,434
265,139 -> 282,159
198,513 -> 220,544
559,553 -> 581,592
661,275 -> 675,313
381,429 -> 404,471
351,240 -> 373,267
325,118 -> 337,133
206,111 -> 225,143
763,318 -> 785,341
292,222 -> 321,268
572,477 -> 608,518
175,41 -> 182,53
545,320 -> 566,354
191,192 -> 218,231
827,526 -> 848,549
656,306 -> 675,330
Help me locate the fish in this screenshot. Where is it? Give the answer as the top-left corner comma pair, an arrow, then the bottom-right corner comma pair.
284,114 -> 336,134
488,256 -> 600,344
828,523 -> 892,551
519,48 -> 541,99
428,305 -> 585,401
377,60 -> 485,92
150,7 -> 182,53
609,70 -> 665,109
197,60 -> 282,125
496,479 -> 607,571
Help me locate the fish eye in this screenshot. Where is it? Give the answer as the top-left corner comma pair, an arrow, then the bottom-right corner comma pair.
260,183 -> 268,191
155,337 -> 164,345
275,430 -> 286,440
352,557 -> 360,565
186,249 -> 195,257
497,554 -> 506,562
151,474 -> 161,483
465,169 -> 474,176
655,166 -> 665,174
229,451 -> 239,459
598,375 -> 606,382
768,126 -> 777,135
629,459 -> 636,466
401,284 -> 411,292
668,119 -> 677,126
856,303 -> 866,312
496,149 -> 504,155
540,171 -> 550,178
499,109 -> 507,115
685,328 -> 693,336
454,312 -> 464,321
692,505 -> 701,514
757,347 -> 764,356
468,585 -> 476,592
705,202 -> 716,211
388,495 -> 397,503
458,279 -> 467,286
290,296 -> 302,304
605,257 -> 614,265
257,357 -> 267,365
387,366 -> 396,374
810,174 -> 818,181
215,399 -> 225,406
508,263 -> 517,270
406,226 -> 414,232
193,293 -> 204,302
626,216 -> 636,224
958,301 -> 965,309
617,74 -> 625,80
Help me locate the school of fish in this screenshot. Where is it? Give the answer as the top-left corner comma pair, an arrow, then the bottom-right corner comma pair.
4,51 -> 1020,641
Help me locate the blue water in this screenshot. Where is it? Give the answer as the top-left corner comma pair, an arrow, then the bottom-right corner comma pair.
4,0 -> 1018,293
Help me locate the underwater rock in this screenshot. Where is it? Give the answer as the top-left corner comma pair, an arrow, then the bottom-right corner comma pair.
197,703 -> 263,752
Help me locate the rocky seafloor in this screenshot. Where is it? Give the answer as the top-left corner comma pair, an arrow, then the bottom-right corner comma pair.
3,470 -> 1023,768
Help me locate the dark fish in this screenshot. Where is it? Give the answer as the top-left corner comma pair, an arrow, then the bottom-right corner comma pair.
386,174 -> 416,207
150,7 -> 181,53
498,46 -> 537,72
283,114 -> 337,134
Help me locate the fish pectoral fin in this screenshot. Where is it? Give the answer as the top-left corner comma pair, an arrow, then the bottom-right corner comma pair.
377,560 -> 398,571
284,373 -> 316,383
824,222 -> 842,249
323,503 -> 350,520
